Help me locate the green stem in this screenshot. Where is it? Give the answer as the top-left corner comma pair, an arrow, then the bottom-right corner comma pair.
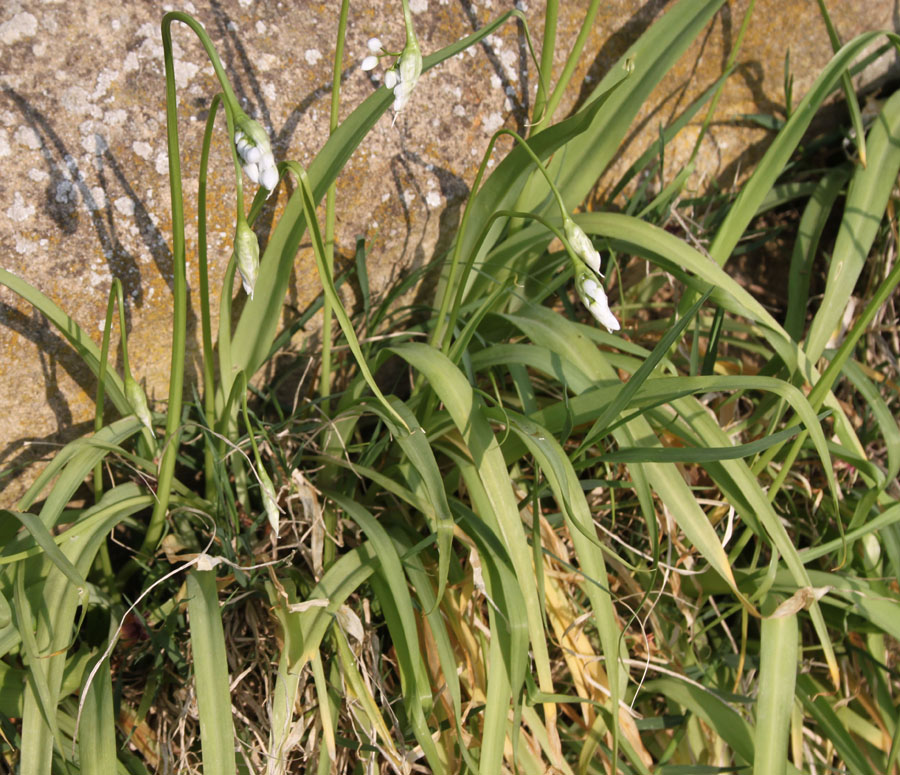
94,281 -> 120,597
198,94 -> 221,502
530,0 -> 558,126
113,282 -> 131,382
239,372 -> 264,468
687,0 -> 756,172
536,0 -> 600,130
281,161 -> 408,433
93,281 -> 120,503
815,0 -> 867,166
400,0 -> 416,48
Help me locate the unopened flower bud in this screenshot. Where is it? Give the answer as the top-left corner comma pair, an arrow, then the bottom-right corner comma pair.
235,114 -> 270,155
564,217 -> 602,276
259,164 -> 279,192
233,114 -> 278,193
244,162 -> 260,184
361,55 -> 379,71
367,37 -> 382,53
234,216 -> 259,299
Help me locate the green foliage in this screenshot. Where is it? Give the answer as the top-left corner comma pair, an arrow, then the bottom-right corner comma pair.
2,2 -> 900,774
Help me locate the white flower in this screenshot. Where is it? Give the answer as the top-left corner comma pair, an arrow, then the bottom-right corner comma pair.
576,272 -> 620,333
564,217 -> 603,276
234,115 -> 279,193
367,37 -> 383,53
384,69 -> 399,90
361,55 -> 379,71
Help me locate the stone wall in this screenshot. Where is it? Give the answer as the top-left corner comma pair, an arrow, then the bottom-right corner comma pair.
0,0 -> 895,506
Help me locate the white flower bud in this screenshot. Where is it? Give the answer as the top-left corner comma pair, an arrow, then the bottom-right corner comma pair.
367,37 -> 382,53
384,69 -> 399,90
235,115 -> 270,153
361,55 -> 379,71
234,113 -> 278,191
260,164 -> 279,192
244,161 -> 260,184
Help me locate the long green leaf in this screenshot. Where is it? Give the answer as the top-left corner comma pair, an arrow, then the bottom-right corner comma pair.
754,608 -> 799,775
187,570 -> 236,775
805,87 -> 900,361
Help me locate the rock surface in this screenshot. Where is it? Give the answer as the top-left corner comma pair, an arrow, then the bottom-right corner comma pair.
0,0 -> 896,506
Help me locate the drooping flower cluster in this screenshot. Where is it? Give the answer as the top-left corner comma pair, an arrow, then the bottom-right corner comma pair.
564,216 -> 620,333
360,19 -> 423,115
233,115 -> 278,192
576,271 -> 620,333
387,43 -> 422,113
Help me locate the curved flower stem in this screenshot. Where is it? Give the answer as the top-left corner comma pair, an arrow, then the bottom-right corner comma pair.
159,12 -> 241,110
446,208 -> 574,362
317,0 -> 351,575
237,372 -> 263,468
126,13 -> 209,573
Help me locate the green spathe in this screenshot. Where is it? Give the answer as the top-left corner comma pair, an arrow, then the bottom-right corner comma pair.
234,216 -> 260,298
124,374 -> 155,436
564,216 -> 602,275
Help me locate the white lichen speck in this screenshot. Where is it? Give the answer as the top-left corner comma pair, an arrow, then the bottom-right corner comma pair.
6,191 -> 36,222
0,12 -> 38,46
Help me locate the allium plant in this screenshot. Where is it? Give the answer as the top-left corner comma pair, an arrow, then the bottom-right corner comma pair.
2,2 -> 900,775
